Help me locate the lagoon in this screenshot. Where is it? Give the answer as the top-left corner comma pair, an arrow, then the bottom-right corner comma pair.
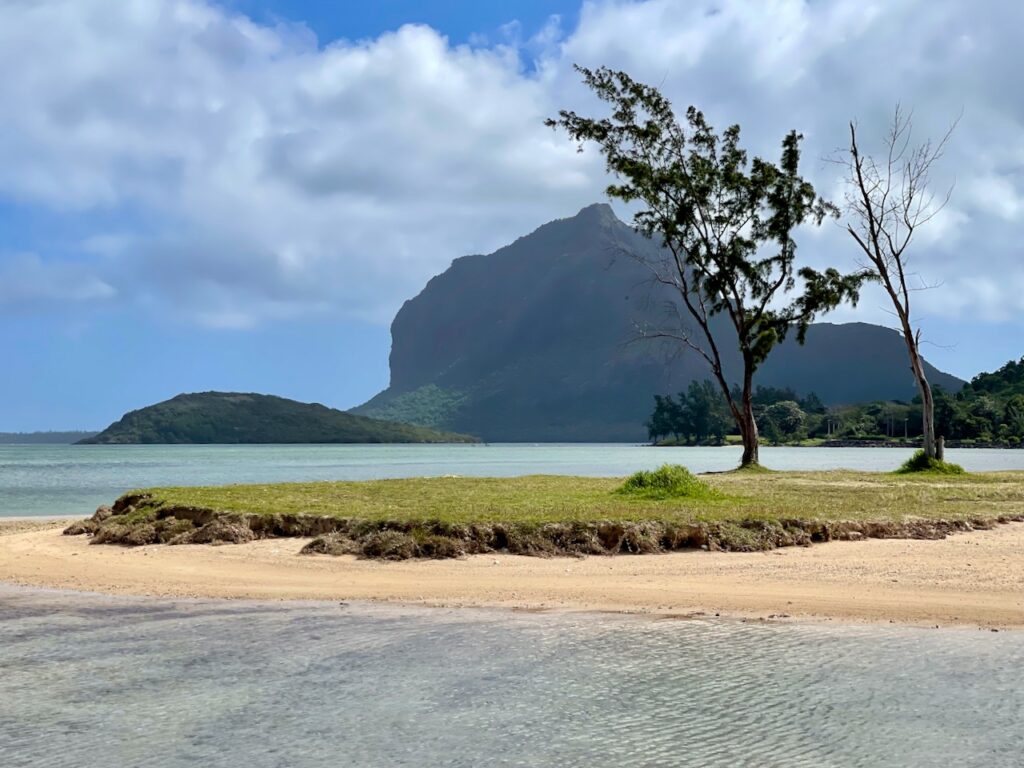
3,443 -> 1024,518
2,586 -> 1022,767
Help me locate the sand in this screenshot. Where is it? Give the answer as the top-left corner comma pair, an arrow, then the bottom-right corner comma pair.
1,520 -> 1022,628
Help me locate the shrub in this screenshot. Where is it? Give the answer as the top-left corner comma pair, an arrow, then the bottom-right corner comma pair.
617,464 -> 716,499
894,449 -> 966,475
412,531 -> 466,559
359,530 -> 417,560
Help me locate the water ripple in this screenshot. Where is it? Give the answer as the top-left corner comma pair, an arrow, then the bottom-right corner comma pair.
1,588 -> 1022,767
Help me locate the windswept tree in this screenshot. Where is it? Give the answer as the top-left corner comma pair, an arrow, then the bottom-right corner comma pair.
840,106 -> 956,460
548,67 -> 864,467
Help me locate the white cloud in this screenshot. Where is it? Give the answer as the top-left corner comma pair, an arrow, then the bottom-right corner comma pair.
0,253 -> 115,307
0,0 -> 1021,329
966,174 -> 1024,222
551,0 -> 1024,323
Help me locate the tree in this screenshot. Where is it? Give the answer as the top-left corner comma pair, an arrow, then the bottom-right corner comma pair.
763,400 -> 807,442
682,379 -> 730,443
645,394 -> 674,443
548,67 -> 864,466
1005,394 -> 1024,435
751,386 -> 799,406
932,388 -> 957,440
840,106 -> 956,459
799,392 -> 826,415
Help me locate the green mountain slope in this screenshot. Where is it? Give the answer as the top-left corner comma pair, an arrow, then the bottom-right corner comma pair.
79,392 -> 478,444
355,204 -> 964,441
964,358 -> 1024,398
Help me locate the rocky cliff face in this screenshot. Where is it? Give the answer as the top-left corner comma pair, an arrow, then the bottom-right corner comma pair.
355,204 -> 963,441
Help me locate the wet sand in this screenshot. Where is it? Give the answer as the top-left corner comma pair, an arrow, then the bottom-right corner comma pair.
1,521 -> 1021,628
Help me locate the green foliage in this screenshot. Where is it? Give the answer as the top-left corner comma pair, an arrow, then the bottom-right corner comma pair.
718,365 -> 1024,446
547,66 -> 865,369
79,392 -> 478,445
894,450 -> 966,475
356,384 -> 468,430
750,386 -> 825,414
917,377 -> 1024,445
966,357 -> 1024,398
617,464 -> 717,499
685,380 -> 732,441
647,380 -> 732,443
1005,395 -> 1024,434
647,383 -> 814,445
761,400 -> 807,442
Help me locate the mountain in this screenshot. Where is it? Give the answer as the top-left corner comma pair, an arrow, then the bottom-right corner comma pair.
355,204 -> 964,441
80,392 -> 478,444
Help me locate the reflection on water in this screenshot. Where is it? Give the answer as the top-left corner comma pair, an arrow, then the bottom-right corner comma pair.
3,443 -> 1024,518
2,586 -> 1022,767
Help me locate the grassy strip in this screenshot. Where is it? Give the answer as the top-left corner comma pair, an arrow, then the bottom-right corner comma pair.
64,469 -> 1024,559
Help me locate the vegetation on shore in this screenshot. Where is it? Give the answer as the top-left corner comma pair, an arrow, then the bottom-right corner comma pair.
648,360 -> 1024,450
64,467 -> 1024,560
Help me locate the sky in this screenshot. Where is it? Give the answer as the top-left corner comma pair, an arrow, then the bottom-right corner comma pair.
1,0 -> 1022,431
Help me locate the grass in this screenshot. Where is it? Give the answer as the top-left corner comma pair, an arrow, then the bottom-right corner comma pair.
895,449 -> 967,476
112,468 -> 1024,527
69,467 -> 1024,558
616,465 -> 719,499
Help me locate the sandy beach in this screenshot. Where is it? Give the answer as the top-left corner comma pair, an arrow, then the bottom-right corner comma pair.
1,519 -> 1021,628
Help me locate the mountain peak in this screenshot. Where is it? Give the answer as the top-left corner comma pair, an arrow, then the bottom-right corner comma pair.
571,202 -> 619,225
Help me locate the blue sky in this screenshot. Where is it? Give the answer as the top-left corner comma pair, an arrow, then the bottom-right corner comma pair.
2,0 -> 1023,430
222,1 -> 580,47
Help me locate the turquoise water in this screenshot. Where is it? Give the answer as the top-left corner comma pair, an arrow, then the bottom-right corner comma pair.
2,586 -> 1022,767
2,443 -> 1024,517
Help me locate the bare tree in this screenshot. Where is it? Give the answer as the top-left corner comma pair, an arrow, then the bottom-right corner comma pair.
841,106 -> 957,460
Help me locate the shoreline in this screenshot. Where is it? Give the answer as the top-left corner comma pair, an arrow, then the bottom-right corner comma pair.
2,522 -> 1021,629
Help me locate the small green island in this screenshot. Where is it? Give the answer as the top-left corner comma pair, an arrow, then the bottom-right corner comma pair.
65,464 -> 1024,560
78,391 -> 478,445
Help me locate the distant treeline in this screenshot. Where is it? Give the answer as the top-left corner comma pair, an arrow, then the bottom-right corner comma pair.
647,358 -> 1024,447
0,431 -> 98,445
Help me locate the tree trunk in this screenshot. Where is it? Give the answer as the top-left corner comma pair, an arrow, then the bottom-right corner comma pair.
918,376 -> 937,459
910,343 -> 937,459
740,410 -> 759,467
739,358 -> 759,467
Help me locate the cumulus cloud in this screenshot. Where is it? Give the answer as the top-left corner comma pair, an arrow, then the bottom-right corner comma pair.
0,2 -> 597,324
0,0 -> 1021,330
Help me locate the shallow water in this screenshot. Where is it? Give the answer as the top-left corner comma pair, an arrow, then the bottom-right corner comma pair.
1,585 -> 1021,767
3,443 -> 1024,518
